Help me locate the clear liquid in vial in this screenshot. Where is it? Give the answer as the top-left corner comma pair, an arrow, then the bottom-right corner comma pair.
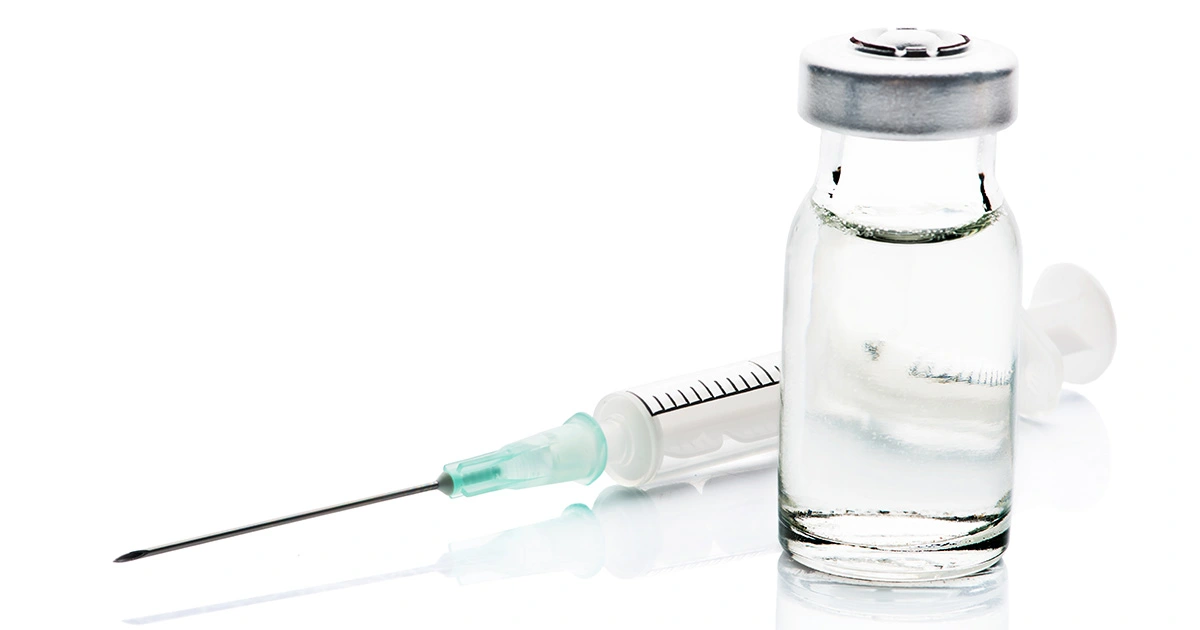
779,200 -> 1019,581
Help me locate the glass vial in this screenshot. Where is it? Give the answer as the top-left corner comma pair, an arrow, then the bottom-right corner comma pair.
779,29 -> 1021,581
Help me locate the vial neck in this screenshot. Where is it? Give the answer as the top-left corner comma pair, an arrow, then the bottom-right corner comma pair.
814,132 -> 1001,217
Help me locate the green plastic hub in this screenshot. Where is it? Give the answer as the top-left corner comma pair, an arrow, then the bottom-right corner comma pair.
438,413 -> 608,498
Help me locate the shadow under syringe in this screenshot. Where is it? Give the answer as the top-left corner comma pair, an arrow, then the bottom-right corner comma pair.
125,467 -> 780,625
126,391 -> 1109,625
1014,391 -> 1110,510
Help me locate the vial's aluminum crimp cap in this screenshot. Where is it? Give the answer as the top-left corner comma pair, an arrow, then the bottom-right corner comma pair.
800,28 -> 1018,140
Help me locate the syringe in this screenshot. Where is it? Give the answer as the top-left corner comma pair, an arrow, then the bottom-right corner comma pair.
114,264 -> 1114,563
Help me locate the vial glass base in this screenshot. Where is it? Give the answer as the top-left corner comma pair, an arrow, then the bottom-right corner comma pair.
779,511 -> 1009,582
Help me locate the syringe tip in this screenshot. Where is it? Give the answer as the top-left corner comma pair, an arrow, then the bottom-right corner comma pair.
112,481 -> 440,564
114,550 -> 150,563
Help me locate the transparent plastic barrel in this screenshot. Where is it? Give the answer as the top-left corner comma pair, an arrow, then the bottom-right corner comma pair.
595,355 -> 781,486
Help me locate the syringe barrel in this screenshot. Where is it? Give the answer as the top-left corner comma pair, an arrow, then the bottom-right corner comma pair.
596,278 -> 1110,487
596,355 -> 781,486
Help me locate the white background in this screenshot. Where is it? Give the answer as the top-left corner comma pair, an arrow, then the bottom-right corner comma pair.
2,1 -> 1197,627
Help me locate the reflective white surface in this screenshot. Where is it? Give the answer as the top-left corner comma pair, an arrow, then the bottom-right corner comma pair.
4,2 -> 1197,627
100,397 -> 1106,628
777,558 -> 1009,629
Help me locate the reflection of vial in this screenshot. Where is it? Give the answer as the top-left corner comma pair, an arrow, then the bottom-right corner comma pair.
776,556 -> 1008,629
779,28 -> 1021,581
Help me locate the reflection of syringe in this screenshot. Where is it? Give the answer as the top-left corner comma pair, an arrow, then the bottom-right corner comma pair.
115,264 -> 1114,563
439,466 -> 778,583
124,469 -> 778,625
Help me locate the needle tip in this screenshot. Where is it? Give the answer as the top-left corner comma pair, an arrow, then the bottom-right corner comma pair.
114,550 -> 150,563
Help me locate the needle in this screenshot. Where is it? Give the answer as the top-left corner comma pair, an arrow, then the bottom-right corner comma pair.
113,412 -> 609,564
114,481 -> 440,563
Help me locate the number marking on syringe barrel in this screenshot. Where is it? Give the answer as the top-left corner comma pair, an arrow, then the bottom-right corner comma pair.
627,359 -> 781,417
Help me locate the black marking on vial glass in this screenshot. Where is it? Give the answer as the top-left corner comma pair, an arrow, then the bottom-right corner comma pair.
715,380 -> 727,395
677,389 -> 690,404
690,385 -> 703,401
979,172 -> 993,213
700,380 -> 715,397
727,377 -> 740,392
750,371 -> 764,386
739,375 -> 752,389
664,392 -> 677,406
652,395 -> 666,412
832,166 -> 841,185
